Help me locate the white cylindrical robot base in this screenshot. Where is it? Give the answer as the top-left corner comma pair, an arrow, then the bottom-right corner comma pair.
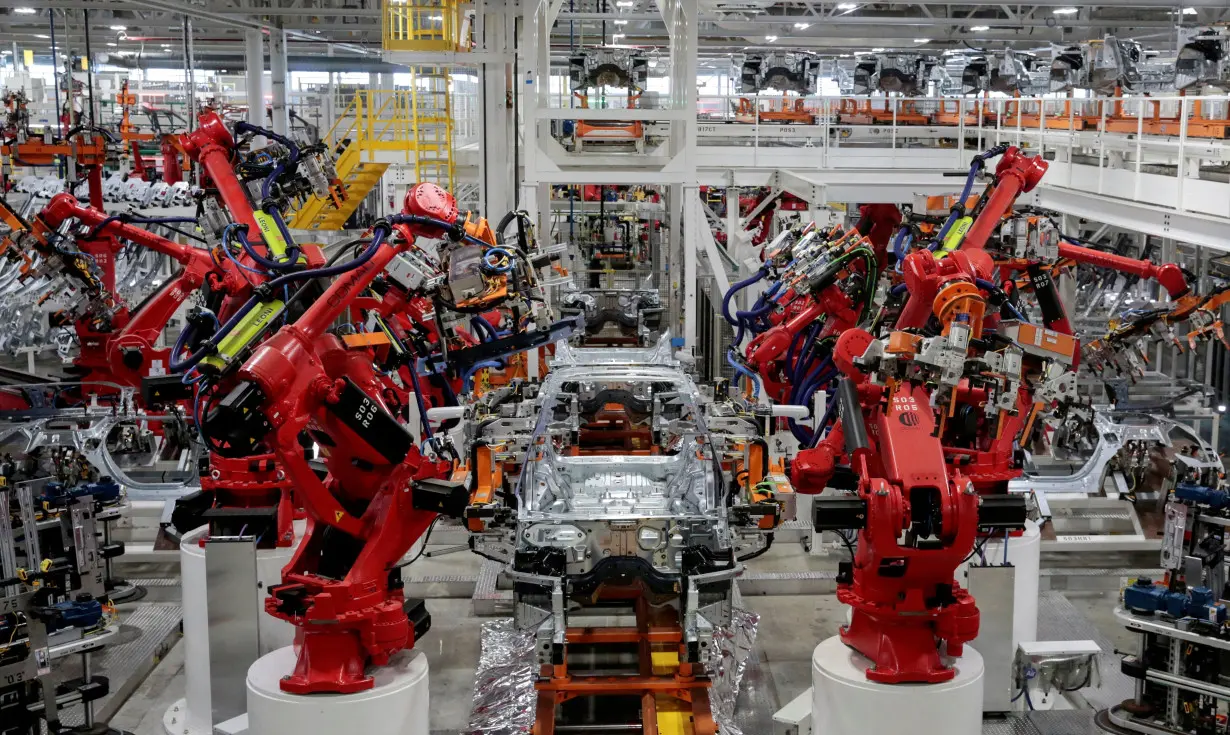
246,647 -> 430,735
166,525 -> 299,735
811,636 -> 984,735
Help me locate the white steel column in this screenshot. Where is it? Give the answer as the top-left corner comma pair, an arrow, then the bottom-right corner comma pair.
322,46 -> 336,140
245,30 -> 266,144
182,17 -> 197,129
269,23 -> 290,137
479,0 -> 514,217
665,0 -> 699,352
519,0 -> 551,229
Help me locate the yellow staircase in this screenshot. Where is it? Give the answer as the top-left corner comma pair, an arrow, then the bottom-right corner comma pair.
288,81 -> 454,230
289,141 -> 389,230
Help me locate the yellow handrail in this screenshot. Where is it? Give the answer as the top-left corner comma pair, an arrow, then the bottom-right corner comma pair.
382,0 -> 465,52
318,87 -> 455,189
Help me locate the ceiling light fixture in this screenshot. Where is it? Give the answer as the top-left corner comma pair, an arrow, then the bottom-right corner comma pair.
871,47 -> 885,52
970,25 -> 989,31
35,34 -> 49,39
616,0 -> 634,6
837,2 -> 858,9
1052,7 -> 1078,15
14,7 -> 37,14
914,38 -> 929,43
794,22 -> 810,29
110,24 -> 127,30
766,35 -> 778,42
614,19 -> 628,25
1182,6 -> 1197,14
107,42 -> 117,47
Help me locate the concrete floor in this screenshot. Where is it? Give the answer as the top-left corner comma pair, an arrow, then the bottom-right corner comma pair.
111,538 -> 1134,735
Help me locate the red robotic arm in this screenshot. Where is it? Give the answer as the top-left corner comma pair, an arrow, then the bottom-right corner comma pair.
801,346 -> 981,684
1057,241 -> 1190,299
177,111 -> 262,234
37,193 -> 250,385
207,184 -> 463,694
959,146 -> 1049,252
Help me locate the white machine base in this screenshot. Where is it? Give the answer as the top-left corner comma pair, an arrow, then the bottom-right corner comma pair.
162,697 -> 210,735
163,525 -> 300,735
978,519 -> 1042,646
246,646 -> 430,735
811,636 -> 984,735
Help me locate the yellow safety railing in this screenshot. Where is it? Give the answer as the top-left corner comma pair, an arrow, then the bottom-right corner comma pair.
382,0 -> 466,52
319,84 -> 455,188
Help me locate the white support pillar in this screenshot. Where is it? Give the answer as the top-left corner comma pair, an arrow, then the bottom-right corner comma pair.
323,45 -> 336,140
182,17 -> 197,129
519,0 -> 550,222
245,30 -> 266,146
269,24 -> 290,137
478,0 -> 514,217
682,184 -> 699,351
665,0 -> 699,354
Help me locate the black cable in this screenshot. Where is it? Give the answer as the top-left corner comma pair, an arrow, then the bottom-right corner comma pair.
394,516 -> 441,569
836,530 -> 858,560
962,533 -> 992,565
324,237 -> 372,266
737,533 -> 774,562
273,236 -> 372,319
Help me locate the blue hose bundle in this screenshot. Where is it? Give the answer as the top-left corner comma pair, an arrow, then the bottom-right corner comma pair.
930,143 -> 1011,251
169,221 -> 396,373
974,278 -> 1031,323
726,349 -> 762,399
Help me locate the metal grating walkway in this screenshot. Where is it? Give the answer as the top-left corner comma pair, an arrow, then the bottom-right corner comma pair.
58,602 -> 182,727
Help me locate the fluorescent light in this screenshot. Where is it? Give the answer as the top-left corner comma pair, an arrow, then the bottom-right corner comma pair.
614,19 -> 628,25
161,43 -> 172,48
914,38 -> 929,43
1052,7 -> 1078,15
110,24 -> 127,30
107,42 -> 117,47
35,34 -> 49,39
970,25 -> 989,31
616,0 -> 634,6
794,22 -> 810,29
837,2 -> 857,8
766,35 -> 778,42
15,7 -> 37,14
871,47 -> 885,52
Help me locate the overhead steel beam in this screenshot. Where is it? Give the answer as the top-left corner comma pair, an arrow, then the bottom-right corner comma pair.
122,0 -> 267,31
713,16 -> 1178,28
121,0 -> 376,53
1033,186 -> 1230,253
0,0 -> 380,15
